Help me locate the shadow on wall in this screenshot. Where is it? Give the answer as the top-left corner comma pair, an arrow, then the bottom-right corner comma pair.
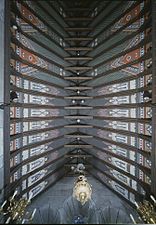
32,196 -> 132,224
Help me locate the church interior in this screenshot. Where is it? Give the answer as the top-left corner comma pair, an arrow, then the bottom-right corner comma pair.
0,0 -> 156,224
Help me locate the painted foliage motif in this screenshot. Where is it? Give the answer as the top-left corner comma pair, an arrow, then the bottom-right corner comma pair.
16,2 -> 47,33
112,3 -> 144,32
111,35 -> 144,75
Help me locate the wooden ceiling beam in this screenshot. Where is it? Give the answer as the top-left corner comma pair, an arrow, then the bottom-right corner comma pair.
64,124 -> 93,128
64,47 -> 93,51
64,106 -> 93,109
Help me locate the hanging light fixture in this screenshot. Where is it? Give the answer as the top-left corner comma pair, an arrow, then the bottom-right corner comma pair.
12,24 -> 18,30
10,83 -> 18,102
0,190 -> 36,224
72,99 -> 76,104
10,91 -> 18,102
11,21 -> 18,30
134,196 -> 156,224
143,90 -> 152,102
146,60 -> 152,68
73,175 -> 92,205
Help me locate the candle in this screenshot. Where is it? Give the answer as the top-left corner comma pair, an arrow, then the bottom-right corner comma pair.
22,219 -> 25,224
134,201 -> 139,208
28,193 -> 33,202
150,218 -> 155,224
130,214 -> 136,224
5,217 -> 11,224
13,212 -> 18,220
11,190 -> 18,200
150,195 -> 156,203
31,208 -> 36,219
1,200 -> 7,209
